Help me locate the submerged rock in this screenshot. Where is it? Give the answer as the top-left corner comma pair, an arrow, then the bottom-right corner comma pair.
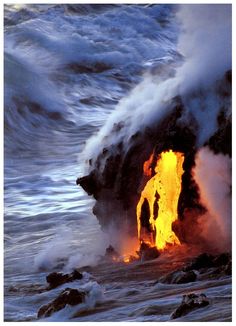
46,270 -> 83,290
37,288 -> 86,319
171,293 -> 209,319
67,61 -> 112,74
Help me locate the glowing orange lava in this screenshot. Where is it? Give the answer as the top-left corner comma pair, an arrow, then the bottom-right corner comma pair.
137,150 -> 184,250
123,256 -> 130,263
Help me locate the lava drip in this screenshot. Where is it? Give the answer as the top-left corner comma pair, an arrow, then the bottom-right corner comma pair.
137,150 -> 184,250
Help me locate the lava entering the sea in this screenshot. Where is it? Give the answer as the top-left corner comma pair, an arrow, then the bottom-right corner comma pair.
137,150 -> 184,251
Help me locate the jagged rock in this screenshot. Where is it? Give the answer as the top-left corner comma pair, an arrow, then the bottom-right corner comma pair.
46,270 -> 83,290
77,98 -> 200,237
171,293 -> 209,319
77,71 -> 231,244
183,253 -> 215,271
105,245 -> 120,261
37,288 -> 86,319
159,270 -> 197,284
224,261 -> 232,275
157,252 -> 232,284
183,252 -> 232,274
141,247 -> 160,261
137,242 -> 160,261
212,252 -> 231,267
126,255 -> 138,263
76,171 -> 101,198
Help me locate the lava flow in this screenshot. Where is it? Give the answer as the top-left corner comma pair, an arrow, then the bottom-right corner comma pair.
137,150 -> 184,250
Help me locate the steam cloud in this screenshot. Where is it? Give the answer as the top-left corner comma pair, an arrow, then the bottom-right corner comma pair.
176,4 -> 232,146
34,227 -> 110,271
82,4 -> 231,167
176,4 -> 231,90
193,147 -> 231,252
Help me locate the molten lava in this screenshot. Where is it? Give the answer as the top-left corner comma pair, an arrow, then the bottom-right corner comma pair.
137,150 -> 184,250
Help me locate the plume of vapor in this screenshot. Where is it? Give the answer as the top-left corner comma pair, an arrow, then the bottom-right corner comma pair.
176,4 -> 232,91
81,4 -> 231,168
192,147 -> 231,252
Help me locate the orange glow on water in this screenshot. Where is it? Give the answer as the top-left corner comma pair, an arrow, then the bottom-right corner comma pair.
137,150 -> 184,250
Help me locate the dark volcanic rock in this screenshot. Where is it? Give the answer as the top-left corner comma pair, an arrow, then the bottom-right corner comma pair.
141,247 -> 160,261
77,71 -> 231,243
46,270 -> 83,290
137,242 -> 160,261
171,293 -> 209,320
183,252 -> 232,274
183,253 -> 215,271
159,270 -> 197,284
67,61 -> 112,74
158,252 -> 231,285
206,70 -> 232,157
104,245 -> 120,261
212,252 -> 231,267
37,288 -> 86,319
77,97 -> 201,236
224,261 -> 232,275
76,171 -> 101,198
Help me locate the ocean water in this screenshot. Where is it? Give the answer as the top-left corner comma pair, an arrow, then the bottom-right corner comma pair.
4,4 -> 231,322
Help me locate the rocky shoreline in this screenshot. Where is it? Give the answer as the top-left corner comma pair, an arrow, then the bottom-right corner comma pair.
35,250 -> 231,320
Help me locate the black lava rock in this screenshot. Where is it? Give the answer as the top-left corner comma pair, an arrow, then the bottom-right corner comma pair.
46,270 -> 83,290
183,252 -> 232,277
171,293 -> 209,320
104,245 -> 120,261
212,252 -> 231,267
137,242 -> 160,261
37,288 -> 86,318
183,253 -> 215,271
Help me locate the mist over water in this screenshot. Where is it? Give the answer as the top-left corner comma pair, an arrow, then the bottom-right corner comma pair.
4,4 -> 231,322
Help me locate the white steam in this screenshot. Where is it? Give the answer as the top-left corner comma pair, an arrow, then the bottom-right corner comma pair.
175,4 -> 232,146
192,147 -> 231,252
104,223 -> 139,257
82,4 -> 231,169
34,228 -> 73,271
176,4 -> 232,91
34,227 -> 110,272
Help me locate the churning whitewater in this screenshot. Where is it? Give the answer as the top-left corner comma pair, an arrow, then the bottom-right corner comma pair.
4,4 -> 231,322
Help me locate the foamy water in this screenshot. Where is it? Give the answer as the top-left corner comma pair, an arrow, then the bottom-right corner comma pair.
4,4 -> 231,322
